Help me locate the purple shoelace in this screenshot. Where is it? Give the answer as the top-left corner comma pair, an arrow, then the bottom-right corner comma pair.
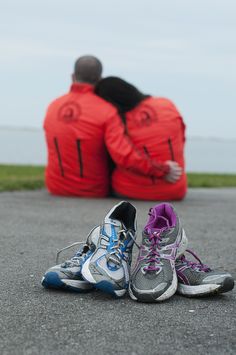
142,228 -> 167,272
179,249 -> 211,272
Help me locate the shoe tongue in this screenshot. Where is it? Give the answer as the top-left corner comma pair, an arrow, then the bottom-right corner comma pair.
74,244 -> 87,257
151,216 -> 170,231
103,218 -> 123,267
142,216 -> 170,246
103,217 -> 122,235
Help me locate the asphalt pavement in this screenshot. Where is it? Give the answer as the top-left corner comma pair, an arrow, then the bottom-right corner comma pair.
0,188 -> 235,355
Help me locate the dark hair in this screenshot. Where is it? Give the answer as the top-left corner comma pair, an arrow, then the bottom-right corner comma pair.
74,55 -> 102,85
95,77 -> 150,114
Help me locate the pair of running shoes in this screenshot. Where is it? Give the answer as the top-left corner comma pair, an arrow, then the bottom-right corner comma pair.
42,201 -> 234,301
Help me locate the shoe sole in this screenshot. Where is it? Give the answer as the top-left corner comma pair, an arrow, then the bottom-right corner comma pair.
177,277 -> 235,297
41,272 -> 93,292
128,270 -> 178,302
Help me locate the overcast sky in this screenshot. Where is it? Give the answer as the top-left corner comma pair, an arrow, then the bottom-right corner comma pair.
0,0 -> 235,139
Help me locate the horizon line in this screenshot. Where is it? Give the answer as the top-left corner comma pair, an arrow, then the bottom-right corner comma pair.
0,125 -> 235,142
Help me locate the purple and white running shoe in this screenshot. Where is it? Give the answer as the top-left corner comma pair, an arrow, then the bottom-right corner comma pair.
129,203 -> 188,302
176,249 -> 234,296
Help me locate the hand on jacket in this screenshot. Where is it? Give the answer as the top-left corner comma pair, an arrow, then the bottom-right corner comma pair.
164,161 -> 182,183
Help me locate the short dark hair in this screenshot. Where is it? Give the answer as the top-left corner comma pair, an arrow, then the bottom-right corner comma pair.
74,55 -> 103,85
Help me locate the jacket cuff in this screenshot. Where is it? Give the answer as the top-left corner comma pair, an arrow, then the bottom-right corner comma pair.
152,162 -> 170,177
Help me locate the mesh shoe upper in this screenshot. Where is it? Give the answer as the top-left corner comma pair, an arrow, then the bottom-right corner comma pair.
132,258 -> 173,290
42,243 -> 94,290
87,223 -> 133,287
130,203 -> 187,301
176,249 -> 234,286
81,201 -> 137,295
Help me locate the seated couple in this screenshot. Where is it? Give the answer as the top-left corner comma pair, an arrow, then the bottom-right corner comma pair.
43,55 -> 187,200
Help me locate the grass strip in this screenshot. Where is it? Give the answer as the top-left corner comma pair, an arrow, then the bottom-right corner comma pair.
0,165 -> 45,191
1,165 -> 236,191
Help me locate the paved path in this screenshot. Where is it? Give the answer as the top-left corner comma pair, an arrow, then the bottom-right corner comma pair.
0,189 -> 235,355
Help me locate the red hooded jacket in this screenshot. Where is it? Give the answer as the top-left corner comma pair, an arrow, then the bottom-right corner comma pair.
112,97 -> 187,200
43,83 -> 170,197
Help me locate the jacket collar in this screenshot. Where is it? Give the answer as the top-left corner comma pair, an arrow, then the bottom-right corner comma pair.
70,82 -> 94,93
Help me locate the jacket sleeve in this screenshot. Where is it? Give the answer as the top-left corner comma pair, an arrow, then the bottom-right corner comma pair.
104,112 -> 170,178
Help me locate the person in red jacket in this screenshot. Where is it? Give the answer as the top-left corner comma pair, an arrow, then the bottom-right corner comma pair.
95,76 -> 187,200
44,56 -> 182,197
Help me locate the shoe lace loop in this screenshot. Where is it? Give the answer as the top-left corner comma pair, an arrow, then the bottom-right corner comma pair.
103,223 -> 137,263
180,249 -> 211,272
55,222 -> 138,267
143,228 -> 166,272
55,225 -> 99,265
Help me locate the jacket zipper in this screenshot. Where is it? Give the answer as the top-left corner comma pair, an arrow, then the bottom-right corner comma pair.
76,139 -> 84,178
168,138 -> 175,161
54,137 -> 64,177
143,146 -> 156,184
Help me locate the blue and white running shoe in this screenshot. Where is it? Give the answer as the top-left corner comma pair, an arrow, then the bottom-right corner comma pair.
41,242 -> 94,292
81,201 -> 137,297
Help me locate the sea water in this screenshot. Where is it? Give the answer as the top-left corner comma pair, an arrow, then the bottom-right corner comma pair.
0,127 -> 236,173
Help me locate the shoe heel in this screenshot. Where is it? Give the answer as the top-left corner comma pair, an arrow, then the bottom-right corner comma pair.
176,228 -> 188,258
87,226 -> 100,247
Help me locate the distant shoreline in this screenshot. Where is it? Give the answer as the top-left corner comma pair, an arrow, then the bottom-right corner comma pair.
0,125 -> 236,142
1,127 -> 236,173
